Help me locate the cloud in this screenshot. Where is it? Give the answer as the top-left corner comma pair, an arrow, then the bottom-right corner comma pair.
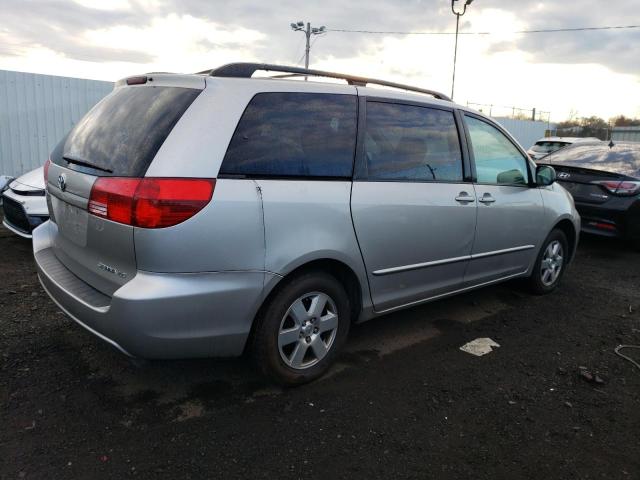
1,0 -> 638,75
0,0 -> 153,63
477,0 -> 640,75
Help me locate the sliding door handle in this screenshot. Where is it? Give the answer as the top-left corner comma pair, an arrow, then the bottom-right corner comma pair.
455,192 -> 475,204
478,193 -> 496,204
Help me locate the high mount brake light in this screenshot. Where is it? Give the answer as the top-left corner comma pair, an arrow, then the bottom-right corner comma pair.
126,76 -> 148,85
88,178 -> 215,228
592,180 -> 640,196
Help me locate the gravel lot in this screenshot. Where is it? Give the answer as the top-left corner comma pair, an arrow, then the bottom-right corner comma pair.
1,214 -> 639,479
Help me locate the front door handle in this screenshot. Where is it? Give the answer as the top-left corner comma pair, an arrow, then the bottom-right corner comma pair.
478,193 -> 496,204
455,192 -> 475,204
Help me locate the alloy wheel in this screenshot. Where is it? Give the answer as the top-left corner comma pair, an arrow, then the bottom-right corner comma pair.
540,240 -> 564,286
278,291 -> 339,370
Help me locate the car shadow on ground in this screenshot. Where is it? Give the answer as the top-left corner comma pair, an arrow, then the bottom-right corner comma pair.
73,278 -> 530,420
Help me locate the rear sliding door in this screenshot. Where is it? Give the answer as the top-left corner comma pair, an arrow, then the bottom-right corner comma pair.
351,100 -> 477,312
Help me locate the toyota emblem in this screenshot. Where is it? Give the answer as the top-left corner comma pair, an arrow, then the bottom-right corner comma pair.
58,173 -> 66,192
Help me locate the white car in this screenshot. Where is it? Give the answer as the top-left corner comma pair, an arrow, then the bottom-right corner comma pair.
527,137 -> 600,160
2,166 -> 48,238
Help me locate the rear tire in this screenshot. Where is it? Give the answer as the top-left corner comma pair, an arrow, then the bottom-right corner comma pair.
252,271 -> 351,386
527,229 -> 569,295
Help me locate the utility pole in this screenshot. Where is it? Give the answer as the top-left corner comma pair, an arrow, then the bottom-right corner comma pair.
450,0 -> 474,100
290,21 -> 326,74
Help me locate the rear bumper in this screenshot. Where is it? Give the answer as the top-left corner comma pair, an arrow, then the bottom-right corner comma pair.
33,221 -> 270,359
575,198 -> 640,240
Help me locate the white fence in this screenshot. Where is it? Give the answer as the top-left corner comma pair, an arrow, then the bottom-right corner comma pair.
0,70 -> 113,178
493,117 -> 553,151
612,127 -> 640,142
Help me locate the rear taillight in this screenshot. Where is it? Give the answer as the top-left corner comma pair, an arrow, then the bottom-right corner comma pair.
44,159 -> 51,185
592,180 -> 640,196
88,178 -> 215,228
88,178 -> 140,224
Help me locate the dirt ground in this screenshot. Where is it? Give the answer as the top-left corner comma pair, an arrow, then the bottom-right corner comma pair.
1,215 -> 639,479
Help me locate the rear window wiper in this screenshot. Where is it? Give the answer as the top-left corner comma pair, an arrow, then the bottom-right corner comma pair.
63,155 -> 114,174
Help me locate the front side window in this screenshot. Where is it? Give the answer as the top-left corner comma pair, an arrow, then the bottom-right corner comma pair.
465,115 -> 529,185
220,93 -> 357,178
363,102 -> 463,182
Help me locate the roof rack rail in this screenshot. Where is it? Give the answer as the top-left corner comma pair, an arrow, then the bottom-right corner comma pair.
198,63 -> 451,101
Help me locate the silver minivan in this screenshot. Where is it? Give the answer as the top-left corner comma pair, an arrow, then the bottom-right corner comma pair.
33,63 -> 580,385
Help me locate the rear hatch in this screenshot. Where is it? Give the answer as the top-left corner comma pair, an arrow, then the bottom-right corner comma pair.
551,165 -> 626,205
46,75 -> 204,296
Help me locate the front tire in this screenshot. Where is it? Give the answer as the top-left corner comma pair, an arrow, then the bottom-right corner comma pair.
527,229 -> 569,294
252,271 -> 351,386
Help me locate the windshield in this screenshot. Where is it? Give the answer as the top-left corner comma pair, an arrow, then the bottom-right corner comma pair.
51,86 -> 201,177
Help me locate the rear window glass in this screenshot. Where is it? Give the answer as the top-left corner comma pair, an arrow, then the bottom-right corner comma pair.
220,93 -> 357,178
543,144 -> 640,177
531,141 -> 569,153
51,86 -> 201,177
362,102 -> 463,182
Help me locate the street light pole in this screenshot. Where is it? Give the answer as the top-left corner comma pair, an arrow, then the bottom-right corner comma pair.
450,0 -> 474,100
304,22 -> 311,70
290,21 -> 326,75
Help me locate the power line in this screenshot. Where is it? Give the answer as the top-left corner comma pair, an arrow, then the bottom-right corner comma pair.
292,34 -> 306,65
295,50 -> 307,66
295,34 -> 324,66
326,24 -> 640,36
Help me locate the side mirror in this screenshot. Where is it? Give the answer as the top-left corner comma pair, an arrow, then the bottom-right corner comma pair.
536,165 -> 556,186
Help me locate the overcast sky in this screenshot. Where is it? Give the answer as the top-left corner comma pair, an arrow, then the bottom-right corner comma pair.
1,0 -> 639,121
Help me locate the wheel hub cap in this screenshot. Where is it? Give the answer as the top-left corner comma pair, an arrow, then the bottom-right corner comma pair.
301,321 -> 314,337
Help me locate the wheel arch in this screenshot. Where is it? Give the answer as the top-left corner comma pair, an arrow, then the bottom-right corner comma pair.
552,218 -> 578,263
244,257 -> 366,354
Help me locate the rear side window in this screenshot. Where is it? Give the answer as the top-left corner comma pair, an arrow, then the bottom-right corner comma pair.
51,86 -> 201,177
465,115 -> 529,185
363,102 -> 463,181
220,93 -> 357,178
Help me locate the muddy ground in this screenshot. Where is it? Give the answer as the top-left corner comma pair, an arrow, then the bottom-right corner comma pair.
1,216 -> 639,479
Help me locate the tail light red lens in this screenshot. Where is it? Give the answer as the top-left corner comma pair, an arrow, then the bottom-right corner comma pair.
592,180 -> 640,196
88,178 -> 215,228
134,178 -> 216,228
88,178 -> 140,224
43,159 -> 51,185
614,181 -> 640,196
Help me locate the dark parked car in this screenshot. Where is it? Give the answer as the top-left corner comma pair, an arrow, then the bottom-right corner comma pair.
539,141 -> 640,246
